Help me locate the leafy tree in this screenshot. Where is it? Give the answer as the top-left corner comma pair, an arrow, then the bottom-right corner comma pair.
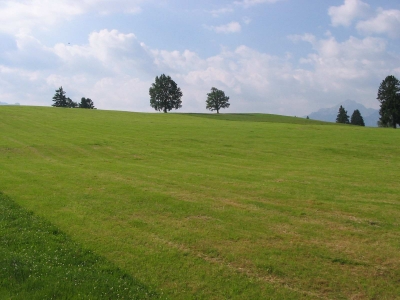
79,97 -> 95,109
377,75 -> 400,128
66,97 -> 78,108
350,109 -> 365,126
149,74 -> 182,113
206,87 -> 230,114
52,86 -> 68,107
336,105 -> 349,124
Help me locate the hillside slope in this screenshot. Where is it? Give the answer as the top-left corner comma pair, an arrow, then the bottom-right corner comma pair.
1,106 -> 400,299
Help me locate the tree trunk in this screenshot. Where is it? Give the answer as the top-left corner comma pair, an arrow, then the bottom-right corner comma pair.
393,114 -> 397,129
217,109 -> 219,114
163,108 -> 167,113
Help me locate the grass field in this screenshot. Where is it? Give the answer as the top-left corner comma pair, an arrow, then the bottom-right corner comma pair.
1,106 -> 400,299
0,192 -> 161,299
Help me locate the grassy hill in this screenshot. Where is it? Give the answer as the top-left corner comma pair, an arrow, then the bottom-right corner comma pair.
1,106 -> 400,299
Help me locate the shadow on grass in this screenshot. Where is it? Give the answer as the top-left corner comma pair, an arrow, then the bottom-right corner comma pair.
0,192 -> 163,300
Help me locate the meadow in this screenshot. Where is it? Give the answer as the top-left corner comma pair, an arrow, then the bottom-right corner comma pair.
1,106 -> 399,299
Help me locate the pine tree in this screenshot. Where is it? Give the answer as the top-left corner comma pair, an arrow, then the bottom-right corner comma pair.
206,87 -> 230,114
350,109 -> 365,126
377,75 -> 400,128
52,87 -> 68,107
336,105 -> 349,124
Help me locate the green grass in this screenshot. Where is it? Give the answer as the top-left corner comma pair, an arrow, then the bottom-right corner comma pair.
0,192 -> 161,299
1,106 -> 400,299
187,113 -> 330,125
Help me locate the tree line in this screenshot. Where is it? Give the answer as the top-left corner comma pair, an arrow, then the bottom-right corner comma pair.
52,74 -> 400,128
336,106 -> 365,126
336,75 -> 400,128
148,73 -> 399,124
149,74 -> 230,114
52,87 -> 95,109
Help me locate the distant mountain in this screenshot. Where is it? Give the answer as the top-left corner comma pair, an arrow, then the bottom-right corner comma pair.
363,110 -> 380,127
0,102 -> 20,106
307,100 -> 379,127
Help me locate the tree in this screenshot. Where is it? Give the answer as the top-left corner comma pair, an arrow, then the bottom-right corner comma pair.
350,109 -> 365,126
52,87 -> 77,108
79,97 -> 95,109
336,105 -> 349,124
66,97 -> 78,108
206,87 -> 230,114
377,75 -> 400,128
52,86 -> 68,107
149,74 -> 182,113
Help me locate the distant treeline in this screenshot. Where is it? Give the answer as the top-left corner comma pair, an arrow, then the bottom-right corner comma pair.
336,106 -> 365,126
335,75 -> 400,128
51,74 -> 400,129
52,87 -> 95,109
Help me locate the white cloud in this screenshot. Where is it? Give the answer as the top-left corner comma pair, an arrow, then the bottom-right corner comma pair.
289,33 -> 398,109
151,33 -> 400,114
0,29 -> 155,110
0,0 -> 81,34
206,22 -> 242,34
357,9 -> 400,39
152,49 -> 204,73
0,0 -> 143,34
54,29 -> 155,76
328,0 -> 370,27
328,1 -> 400,39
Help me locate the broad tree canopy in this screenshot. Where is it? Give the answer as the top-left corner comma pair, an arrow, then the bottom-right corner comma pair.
206,87 -> 230,114
79,97 -> 96,109
149,74 -> 182,113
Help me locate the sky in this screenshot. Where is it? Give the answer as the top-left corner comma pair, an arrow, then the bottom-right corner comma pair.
0,0 -> 400,115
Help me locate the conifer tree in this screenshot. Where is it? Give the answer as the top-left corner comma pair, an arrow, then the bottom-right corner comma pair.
336,105 -> 349,124
377,75 -> 400,128
52,87 -> 68,107
350,109 -> 365,126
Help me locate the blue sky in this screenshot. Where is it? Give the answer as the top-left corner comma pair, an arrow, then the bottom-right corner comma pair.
1,0 -> 399,115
